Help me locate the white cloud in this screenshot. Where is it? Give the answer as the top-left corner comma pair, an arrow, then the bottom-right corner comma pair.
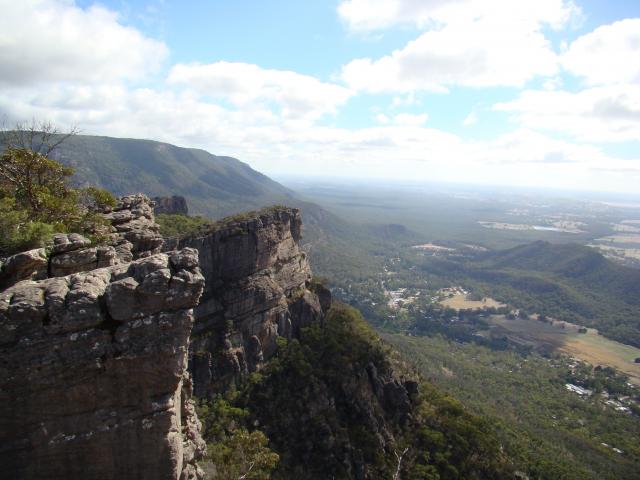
375,113 -> 390,124
1,80 -> 635,192
392,93 -> 418,107
393,112 -> 429,126
338,0 -> 580,31
0,0 -> 168,86
495,84 -> 640,142
168,62 -> 353,120
542,76 -> 563,90
342,21 -> 557,92
462,112 -> 477,126
0,0 -> 634,193
474,129 -> 612,165
340,0 -> 580,93
562,18 -> 640,85
337,0 -> 453,31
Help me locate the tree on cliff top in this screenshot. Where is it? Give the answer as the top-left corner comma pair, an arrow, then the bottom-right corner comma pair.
0,121 -> 115,256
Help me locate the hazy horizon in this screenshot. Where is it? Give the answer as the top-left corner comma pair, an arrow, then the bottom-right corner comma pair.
0,0 -> 638,192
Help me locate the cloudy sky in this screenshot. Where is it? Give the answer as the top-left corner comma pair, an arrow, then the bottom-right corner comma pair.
0,0 -> 639,192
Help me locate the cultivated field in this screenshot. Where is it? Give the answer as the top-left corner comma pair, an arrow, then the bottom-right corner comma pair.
440,294 -> 505,310
488,315 -> 640,385
411,243 -> 455,252
478,221 -> 584,234
598,234 -> 640,245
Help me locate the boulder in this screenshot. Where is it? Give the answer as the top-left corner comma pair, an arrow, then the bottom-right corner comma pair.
0,248 -> 48,289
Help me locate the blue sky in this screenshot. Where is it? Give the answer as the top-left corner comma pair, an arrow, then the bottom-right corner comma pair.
1,0 -> 639,192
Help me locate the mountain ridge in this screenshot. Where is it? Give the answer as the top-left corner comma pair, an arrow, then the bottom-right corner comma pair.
457,240 -> 640,346
46,134 -> 295,219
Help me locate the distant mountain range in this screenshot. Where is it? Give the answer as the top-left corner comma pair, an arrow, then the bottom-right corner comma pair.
47,134 -> 416,280
50,134 -> 295,219
55,135 -> 638,345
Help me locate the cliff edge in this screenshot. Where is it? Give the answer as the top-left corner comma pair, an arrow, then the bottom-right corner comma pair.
0,196 -> 206,480
176,206 -> 329,396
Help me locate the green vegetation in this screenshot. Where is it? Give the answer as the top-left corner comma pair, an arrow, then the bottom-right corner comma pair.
0,143 -> 115,256
197,398 -> 279,479
385,334 -> 640,480
232,304 -> 513,479
566,363 -> 634,396
44,133 -> 294,219
155,213 -> 214,238
284,181 -> 614,251
25,135 -> 640,477
415,241 -> 640,347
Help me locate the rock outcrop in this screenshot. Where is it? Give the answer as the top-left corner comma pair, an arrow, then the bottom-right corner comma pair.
103,194 -> 164,260
0,195 -> 164,291
177,207 -> 329,396
0,248 -> 49,289
153,196 -> 189,216
0,198 -> 333,478
0,196 -> 206,480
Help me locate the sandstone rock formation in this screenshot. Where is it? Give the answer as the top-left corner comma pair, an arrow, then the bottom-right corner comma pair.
0,195 -> 206,480
104,194 -> 164,260
0,195 -> 164,291
0,248 -> 48,290
177,207 -> 330,396
0,197 -> 334,478
153,195 -> 189,216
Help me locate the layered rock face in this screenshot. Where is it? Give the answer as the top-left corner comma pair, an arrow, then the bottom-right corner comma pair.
0,196 -> 205,480
0,198 -> 332,478
177,207 -> 330,396
153,195 -> 189,216
0,194 -> 164,291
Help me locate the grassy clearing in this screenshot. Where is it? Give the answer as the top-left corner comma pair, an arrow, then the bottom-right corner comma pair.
597,234 -> 640,245
487,315 -> 640,385
411,243 -> 455,252
440,293 -> 505,310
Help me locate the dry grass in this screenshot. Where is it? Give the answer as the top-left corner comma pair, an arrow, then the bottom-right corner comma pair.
440,294 -> 505,310
411,243 -> 455,252
487,315 -> 640,385
598,234 -> 640,245
589,244 -> 640,261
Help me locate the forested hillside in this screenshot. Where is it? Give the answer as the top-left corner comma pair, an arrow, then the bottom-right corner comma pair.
416,241 -> 640,347
48,134 -> 295,218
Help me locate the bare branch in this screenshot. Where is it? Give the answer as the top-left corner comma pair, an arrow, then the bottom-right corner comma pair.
1,119 -> 78,156
392,447 -> 409,480
238,460 -> 255,480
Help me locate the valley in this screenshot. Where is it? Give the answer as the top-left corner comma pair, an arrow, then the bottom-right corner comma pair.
384,333 -> 640,480
281,178 -> 640,479
3,1 -> 639,478
8,133 -> 640,478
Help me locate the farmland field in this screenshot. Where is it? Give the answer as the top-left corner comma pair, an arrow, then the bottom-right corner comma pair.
487,315 -> 640,385
440,293 -> 505,310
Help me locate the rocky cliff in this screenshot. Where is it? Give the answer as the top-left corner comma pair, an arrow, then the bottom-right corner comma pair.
0,194 -> 164,290
0,199 -> 333,479
154,196 -> 189,216
175,206 -> 330,396
0,196 -> 206,480
0,195 -> 514,480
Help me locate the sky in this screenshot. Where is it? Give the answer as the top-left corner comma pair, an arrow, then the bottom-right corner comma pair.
0,0 -> 639,193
